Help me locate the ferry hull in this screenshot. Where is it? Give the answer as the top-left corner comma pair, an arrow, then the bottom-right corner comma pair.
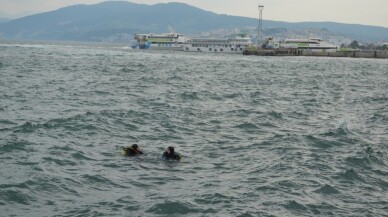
183,45 -> 246,54
132,44 -> 183,51
149,44 -> 184,51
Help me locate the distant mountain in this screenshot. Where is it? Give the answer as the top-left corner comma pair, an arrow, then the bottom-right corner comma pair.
0,18 -> 11,24
0,1 -> 387,42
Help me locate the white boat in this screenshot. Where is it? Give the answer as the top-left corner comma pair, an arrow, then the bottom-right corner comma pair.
183,35 -> 254,54
280,38 -> 338,52
132,33 -> 188,50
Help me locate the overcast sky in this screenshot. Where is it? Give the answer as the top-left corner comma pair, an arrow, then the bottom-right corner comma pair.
1,0 -> 388,27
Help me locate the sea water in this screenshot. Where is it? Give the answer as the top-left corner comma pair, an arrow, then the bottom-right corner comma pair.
0,41 -> 387,216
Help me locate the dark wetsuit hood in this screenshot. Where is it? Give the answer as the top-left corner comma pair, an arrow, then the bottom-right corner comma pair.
162,146 -> 181,161
168,146 -> 174,154
123,144 -> 143,156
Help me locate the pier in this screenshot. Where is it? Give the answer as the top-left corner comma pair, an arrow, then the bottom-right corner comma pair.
243,49 -> 388,59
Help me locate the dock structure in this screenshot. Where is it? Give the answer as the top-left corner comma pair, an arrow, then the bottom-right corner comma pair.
243,48 -> 388,59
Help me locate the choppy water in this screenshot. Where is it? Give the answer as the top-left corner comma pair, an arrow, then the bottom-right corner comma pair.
0,41 -> 387,217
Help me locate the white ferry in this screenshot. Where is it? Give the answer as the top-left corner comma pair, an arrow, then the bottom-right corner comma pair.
280,38 -> 338,52
183,35 -> 253,54
132,33 -> 188,50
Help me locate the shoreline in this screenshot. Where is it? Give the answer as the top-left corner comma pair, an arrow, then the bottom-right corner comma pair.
243,49 -> 388,59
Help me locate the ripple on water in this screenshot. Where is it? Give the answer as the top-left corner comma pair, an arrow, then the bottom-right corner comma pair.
223,92 -> 242,99
120,67 -> 136,73
338,169 -> 365,183
0,189 -> 36,205
233,122 -> 259,130
267,110 -> 283,119
0,139 -> 36,154
304,134 -> 349,149
71,152 -> 96,161
305,203 -> 337,216
194,192 -> 235,205
344,147 -> 386,170
81,174 -> 125,189
283,200 -> 308,212
43,157 -> 78,167
313,184 -> 340,194
180,91 -> 199,100
146,200 -> 215,215
0,119 -> 17,127
345,156 -> 372,169
13,121 -> 37,133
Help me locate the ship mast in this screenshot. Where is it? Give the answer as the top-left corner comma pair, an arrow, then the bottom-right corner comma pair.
257,4 -> 264,48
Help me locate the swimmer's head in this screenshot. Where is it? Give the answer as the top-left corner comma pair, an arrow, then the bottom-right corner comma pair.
132,144 -> 139,150
167,146 -> 174,154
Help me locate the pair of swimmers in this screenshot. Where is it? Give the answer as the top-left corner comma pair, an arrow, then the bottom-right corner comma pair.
121,144 -> 182,161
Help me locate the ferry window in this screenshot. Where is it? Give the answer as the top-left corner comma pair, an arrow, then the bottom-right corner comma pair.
220,49 -> 223,52
231,48 -> 234,51
186,47 -> 189,51
197,48 -> 201,51
209,48 -> 212,51
214,49 -> 217,52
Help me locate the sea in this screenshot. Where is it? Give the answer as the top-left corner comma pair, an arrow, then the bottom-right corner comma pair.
0,41 -> 387,217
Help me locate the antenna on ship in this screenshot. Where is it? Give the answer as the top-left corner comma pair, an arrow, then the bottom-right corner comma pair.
257,4 -> 264,48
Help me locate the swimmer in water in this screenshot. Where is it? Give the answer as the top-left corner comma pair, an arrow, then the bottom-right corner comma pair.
122,144 -> 143,156
162,146 -> 181,161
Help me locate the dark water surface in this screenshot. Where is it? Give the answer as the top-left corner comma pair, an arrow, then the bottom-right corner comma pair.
0,41 -> 387,216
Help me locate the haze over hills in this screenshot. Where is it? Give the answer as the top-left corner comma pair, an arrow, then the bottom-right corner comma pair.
0,11 -> 10,17
0,1 -> 387,42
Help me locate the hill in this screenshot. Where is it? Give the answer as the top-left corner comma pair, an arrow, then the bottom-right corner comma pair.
0,18 -> 11,24
0,1 -> 387,42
